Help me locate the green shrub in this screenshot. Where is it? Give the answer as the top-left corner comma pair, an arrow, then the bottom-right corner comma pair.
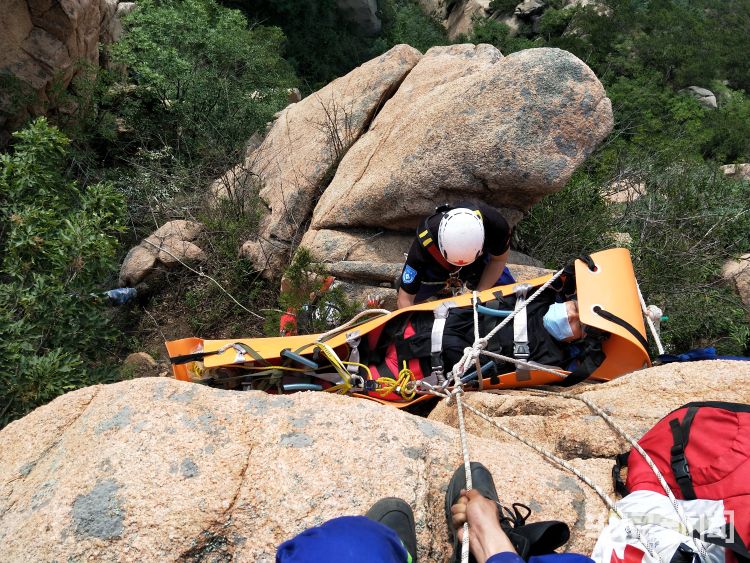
489,0 -> 520,16
515,172 -> 616,267
469,18 -> 539,54
264,249 -> 361,336
536,7 -> 575,39
0,119 -> 126,426
110,0 -> 296,175
377,0 -> 451,54
701,89 -> 750,164
616,159 -> 750,355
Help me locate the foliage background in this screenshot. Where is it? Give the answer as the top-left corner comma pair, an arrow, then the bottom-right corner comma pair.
1,0 -> 749,426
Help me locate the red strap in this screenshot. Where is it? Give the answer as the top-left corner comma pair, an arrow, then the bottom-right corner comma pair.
418,225 -> 459,271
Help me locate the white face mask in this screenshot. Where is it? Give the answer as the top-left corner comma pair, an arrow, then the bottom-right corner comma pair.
543,302 -> 574,341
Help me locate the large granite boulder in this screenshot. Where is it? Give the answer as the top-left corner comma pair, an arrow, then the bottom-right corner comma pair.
722,253 -> 750,314
311,46 -> 613,232
0,0 -> 104,146
240,44 -> 421,277
119,220 -> 206,288
2,362 -> 748,561
721,163 -> 750,182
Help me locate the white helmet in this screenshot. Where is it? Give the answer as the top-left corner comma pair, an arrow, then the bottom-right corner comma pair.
437,208 -> 484,266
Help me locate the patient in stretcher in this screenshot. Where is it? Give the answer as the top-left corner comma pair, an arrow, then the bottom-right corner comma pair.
363,292 -> 604,391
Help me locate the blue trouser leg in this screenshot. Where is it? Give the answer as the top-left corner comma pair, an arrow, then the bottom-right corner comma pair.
276,516 -> 410,562
497,266 -> 515,285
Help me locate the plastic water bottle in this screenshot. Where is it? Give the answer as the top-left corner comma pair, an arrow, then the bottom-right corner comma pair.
104,287 -> 137,305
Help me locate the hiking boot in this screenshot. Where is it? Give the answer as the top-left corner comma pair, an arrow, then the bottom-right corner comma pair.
366,497 -> 417,563
444,462 -> 570,562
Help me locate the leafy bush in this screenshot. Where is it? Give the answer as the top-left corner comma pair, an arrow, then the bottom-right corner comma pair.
228,0 -> 377,90
489,0 -> 520,16
377,0 -> 451,54
536,7 -> 575,39
468,18 -> 539,54
515,173 -> 616,266
110,0 -> 296,175
264,249 -> 361,336
616,158 -> 750,355
519,152 -> 750,356
701,89 -> 750,164
0,119 -> 126,426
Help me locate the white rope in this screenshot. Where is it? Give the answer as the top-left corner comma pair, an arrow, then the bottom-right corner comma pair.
636,281 -> 665,355
142,239 -> 265,320
454,382 -> 473,563
431,258 -> 707,562
315,308 -> 391,342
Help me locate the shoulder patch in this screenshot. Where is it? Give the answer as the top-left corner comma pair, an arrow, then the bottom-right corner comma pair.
402,265 -> 418,284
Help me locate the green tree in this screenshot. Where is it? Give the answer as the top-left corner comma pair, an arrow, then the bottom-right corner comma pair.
226,0 -> 376,90
0,119 -> 126,426
377,0 -> 450,53
111,0 -> 296,174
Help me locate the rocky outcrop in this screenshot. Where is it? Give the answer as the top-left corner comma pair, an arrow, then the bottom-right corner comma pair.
0,0 -> 108,145
119,220 -> 206,288
722,253 -> 750,313
721,163 -> 750,181
416,0 -> 492,40
336,0 -> 381,35
602,178 -> 645,204
515,0 -> 546,18
239,44 -> 421,278
679,86 -> 718,109
232,44 -> 611,294
312,46 -> 612,232
2,362 -> 748,561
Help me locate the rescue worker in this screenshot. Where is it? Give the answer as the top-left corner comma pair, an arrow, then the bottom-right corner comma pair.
397,202 -> 514,309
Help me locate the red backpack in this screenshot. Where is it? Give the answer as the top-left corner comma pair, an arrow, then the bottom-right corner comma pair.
613,402 -> 750,563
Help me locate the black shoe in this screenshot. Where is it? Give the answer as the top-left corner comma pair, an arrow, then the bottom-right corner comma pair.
445,462 -> 500,563
445,463 -> 570,562
366,497 -> 417,563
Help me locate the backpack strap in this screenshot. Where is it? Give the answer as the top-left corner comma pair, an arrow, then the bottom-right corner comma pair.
612,452 -> 630,497
669,406 -> 699,500
697,524 -> 750,563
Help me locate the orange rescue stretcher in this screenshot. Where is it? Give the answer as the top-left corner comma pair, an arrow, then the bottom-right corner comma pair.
166,248 -> 651,408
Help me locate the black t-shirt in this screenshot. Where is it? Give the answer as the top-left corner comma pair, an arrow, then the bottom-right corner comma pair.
400,201 -> 511,296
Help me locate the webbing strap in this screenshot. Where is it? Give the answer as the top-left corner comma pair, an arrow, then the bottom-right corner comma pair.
669,407 -> 699,500
430,301 -> 456,384
696,524 -> 750,562
593,306 -> 649,351
346,332 -> 361,375
513,284 -> 532,381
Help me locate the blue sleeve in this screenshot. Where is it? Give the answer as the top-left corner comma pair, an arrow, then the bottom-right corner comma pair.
487,554 -> 595,563
276,515 -> 409,563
